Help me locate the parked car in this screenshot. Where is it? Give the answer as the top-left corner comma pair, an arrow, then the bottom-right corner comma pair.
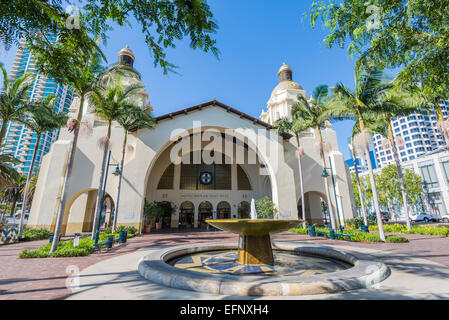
369,212 -> 391,222
410,213 -> 439,223
440,215 -> 449,223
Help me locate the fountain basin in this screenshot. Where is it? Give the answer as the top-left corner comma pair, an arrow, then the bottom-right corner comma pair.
137,242 -> 391,296
206,219 -> 300,265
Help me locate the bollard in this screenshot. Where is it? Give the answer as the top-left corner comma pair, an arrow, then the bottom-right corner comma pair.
106,235 -> 114,249
329,229 -> 336,240
308,225 -> 316,237
361,225 -> 369,233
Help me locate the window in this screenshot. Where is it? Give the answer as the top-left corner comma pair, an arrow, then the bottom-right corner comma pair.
441,161 -> 449,183
157,164 -> 174,190
420,164 -> 439,188
237,165 -> 252,190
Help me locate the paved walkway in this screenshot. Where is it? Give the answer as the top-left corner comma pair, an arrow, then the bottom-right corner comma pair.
1,231 -> 449,299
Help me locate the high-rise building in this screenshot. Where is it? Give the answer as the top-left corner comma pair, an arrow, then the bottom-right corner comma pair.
372,101 -> 449,169
1,34 -> 74,174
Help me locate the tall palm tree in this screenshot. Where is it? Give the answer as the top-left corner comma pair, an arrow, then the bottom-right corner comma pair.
275,112 -> 309,229
0,63 -> 34,148
113,105 -> 155,232
328,62 -> 389,241
18,95 -> 68,237
349,121 -> 368,227
89,82 -> 145,239
292,85 -> 338,230
48,52 -> 107,253
369,88 -> 428,231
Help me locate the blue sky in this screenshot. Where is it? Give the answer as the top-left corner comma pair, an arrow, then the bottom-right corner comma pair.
0,0 -> 357,159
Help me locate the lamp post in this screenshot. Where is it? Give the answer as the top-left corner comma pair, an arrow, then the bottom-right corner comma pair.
93,150 -> 121,248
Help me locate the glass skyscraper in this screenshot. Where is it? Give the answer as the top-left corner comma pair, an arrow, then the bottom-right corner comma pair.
1,34 -> 74,174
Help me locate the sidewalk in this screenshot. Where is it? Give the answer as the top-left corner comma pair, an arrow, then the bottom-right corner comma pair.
1,231 -> 448,299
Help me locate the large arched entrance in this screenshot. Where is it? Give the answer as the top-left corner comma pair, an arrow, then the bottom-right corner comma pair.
144,127 -> 275,231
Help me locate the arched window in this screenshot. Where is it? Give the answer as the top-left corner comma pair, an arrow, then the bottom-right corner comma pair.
157,164 -> 174,190
237,165 -> 251,190
198,201 -> 213,229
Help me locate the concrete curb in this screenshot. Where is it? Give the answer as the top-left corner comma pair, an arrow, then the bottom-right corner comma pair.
137,242 -> 391,296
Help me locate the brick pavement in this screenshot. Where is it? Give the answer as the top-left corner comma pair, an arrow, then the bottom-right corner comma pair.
0,231 -> 448,300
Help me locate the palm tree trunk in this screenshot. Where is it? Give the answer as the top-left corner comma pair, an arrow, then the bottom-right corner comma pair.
91,122 -> 112,239
388,122 -> 412,231
113,130 -> 127,232
359,118 -> 386,241
317,128 -> 337,230
295,135 -> 306,228
351,136 -> 368,226
50,95 -> 85,253
18,134 -> 40,237
435,99 -> 449,152
0,119 -> 8,151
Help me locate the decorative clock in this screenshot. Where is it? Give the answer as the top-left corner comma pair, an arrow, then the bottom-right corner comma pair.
200,171 -> 213,185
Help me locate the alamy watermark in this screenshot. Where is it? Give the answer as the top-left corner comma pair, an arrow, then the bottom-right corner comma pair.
65,265 -> 80,292
65,5 -> 80,30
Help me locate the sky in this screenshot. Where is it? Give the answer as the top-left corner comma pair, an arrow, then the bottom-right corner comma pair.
0,0 -> 357,160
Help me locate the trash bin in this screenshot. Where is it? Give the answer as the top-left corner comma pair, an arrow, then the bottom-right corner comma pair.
361,225 -> 369,233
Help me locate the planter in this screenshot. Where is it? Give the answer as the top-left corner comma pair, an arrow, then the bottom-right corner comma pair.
156,222 -> 162,230
144,225 -> 152,233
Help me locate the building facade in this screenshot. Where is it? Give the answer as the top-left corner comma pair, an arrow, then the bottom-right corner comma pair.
1,34 -> 74,174
27,51 -> 356,234
372,101 -> 449,169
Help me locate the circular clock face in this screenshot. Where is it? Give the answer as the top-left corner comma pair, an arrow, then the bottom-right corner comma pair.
200,172 -> 213,185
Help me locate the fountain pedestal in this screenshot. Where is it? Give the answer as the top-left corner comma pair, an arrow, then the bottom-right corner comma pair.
206,219 -> 301,265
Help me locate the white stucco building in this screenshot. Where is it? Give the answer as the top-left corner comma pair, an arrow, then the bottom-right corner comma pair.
27,48 -> 356,235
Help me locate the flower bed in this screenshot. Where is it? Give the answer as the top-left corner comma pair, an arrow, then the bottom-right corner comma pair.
290,226 -> 409,243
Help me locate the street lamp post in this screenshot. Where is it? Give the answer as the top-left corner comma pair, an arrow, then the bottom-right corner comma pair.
93,150 -> 121,248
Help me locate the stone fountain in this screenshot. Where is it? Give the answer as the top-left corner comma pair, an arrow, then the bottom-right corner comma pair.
206,199 -> 300,265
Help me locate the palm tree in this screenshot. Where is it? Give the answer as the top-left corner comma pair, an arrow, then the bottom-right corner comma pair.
291,85 -> 338,230
113,105 -> 155,232
349,121 -> 368,227
89,82 -> 145,239
369,87 -> 428,231
18,95 -> 68,237
275,114 -> 309,229
328,62 -> 389,241
48,52 -> 106,253
4,175 -> 26,219
0,63 -> 34,148
0,154 -> 20,190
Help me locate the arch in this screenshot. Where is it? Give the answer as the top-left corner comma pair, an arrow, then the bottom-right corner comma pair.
179,201 -> 195,229
298,190 -> 328,225
143,126 -> 278,209
59,188 -> 115,235
237,165 -> 252,190
198,201 -> 213,229
217,201 -> 231,219
238,201 -> 250,219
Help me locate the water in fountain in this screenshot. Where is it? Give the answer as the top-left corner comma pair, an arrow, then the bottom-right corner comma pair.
250,198 -> 257,220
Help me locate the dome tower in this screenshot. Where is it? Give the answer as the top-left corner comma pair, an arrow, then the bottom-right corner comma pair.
260,63 -> 307,125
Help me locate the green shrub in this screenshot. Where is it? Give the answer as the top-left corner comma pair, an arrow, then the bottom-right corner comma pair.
256,196 -> 275,219
371,224 -> 449,237
291,227 -> 408,243
116,225 -> 138,235
345,216 -> 377,229
21,228 -> 51,241
50,247 -> 90,257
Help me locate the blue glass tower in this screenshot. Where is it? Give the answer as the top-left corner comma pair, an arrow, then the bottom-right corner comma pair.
1,34 -> 74,174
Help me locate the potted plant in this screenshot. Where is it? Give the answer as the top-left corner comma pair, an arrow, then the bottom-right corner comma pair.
144,200 -> 164,232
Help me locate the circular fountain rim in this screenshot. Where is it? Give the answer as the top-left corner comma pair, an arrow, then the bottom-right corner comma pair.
138,242 -> 391,296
